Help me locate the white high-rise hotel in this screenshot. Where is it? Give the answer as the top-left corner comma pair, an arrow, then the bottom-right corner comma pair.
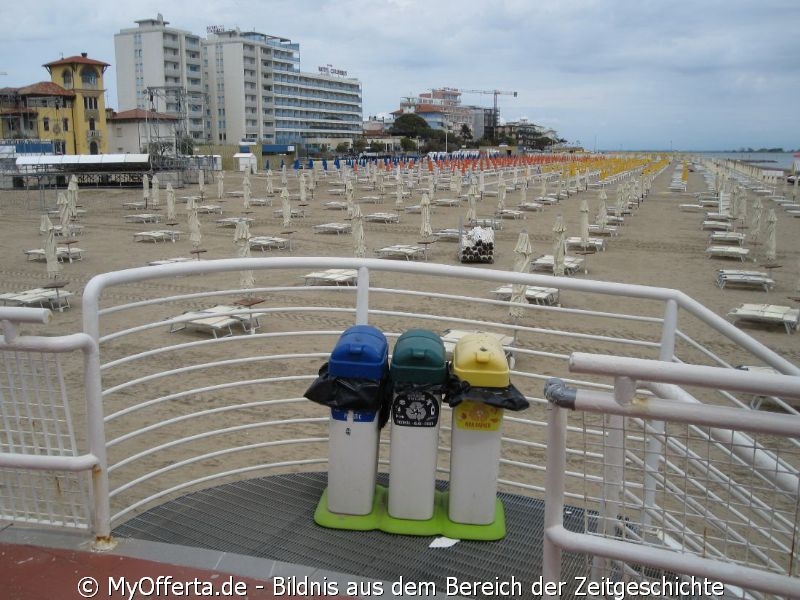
114,15 -> 363,153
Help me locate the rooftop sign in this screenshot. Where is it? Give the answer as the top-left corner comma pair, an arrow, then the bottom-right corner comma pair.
318,64 -> 348,77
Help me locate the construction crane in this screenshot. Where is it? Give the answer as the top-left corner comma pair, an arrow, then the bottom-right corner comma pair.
459,89 -> 517,144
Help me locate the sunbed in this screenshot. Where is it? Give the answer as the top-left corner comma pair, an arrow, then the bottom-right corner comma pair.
272,207 -> 307,219
216,217 -> 254,228
197,204 -> 224,214
495,209 -> 526,220
490,285 -> 560,306
24,247 -> 84,262
588,224 -> 619,237
148,257 -> 194,266
133,230 -> 182,243
727,304 -> 799,334
702,220 -> 732,231
716,270 -> 774,291
710,232 -> 746,245
302,269 -> 358,286
124,213 -> 161,223
531,254 -> 584,275
679,204 -> 704,212
313,222 -> 351,234
364,212 -> 400,223
358,195 -> 382,204
566,237 -> 606,252
706,246 -> 750,261
168,304 -> 265,338
375,244 -> 426,260
248,197 -> 272,206
433,228 -> 461,241
518,202 -> 544,212
249,235 -> 290,251
433,198 -> 461,207
323,201 -> 348,210
0,287 -> 73,311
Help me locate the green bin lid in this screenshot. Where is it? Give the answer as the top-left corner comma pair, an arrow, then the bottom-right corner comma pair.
390,329 -> 448,384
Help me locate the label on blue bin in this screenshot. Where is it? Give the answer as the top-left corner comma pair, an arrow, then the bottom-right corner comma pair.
392,389 -> 438,427
331,408 -> 377,423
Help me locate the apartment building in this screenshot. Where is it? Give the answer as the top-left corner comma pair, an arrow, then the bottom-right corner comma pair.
114,14 -> 206,142
115,16 -> 363,155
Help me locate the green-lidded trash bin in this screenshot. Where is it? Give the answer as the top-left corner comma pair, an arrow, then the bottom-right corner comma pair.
388,329 -> 448,520
449,332 -> 528,525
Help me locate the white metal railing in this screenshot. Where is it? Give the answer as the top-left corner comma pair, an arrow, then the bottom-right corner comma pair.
2,256 -> 799,593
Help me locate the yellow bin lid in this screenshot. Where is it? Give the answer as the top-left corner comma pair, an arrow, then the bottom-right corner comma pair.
452,332 -> 510,388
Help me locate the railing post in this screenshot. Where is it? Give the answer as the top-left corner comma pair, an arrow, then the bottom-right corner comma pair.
355,266 -> 370,325
543,401 -> 568,599
643,299 -> 677,528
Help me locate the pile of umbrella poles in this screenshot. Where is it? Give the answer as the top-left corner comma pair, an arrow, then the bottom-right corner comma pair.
459,227 -> 495,264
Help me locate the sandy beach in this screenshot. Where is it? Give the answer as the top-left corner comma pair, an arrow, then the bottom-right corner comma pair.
2,159 -> 798,363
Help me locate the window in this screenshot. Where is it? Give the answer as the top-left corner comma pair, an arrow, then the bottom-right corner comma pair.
63,118 -> 69,132
84,96 -> 98,110
80,67 -> 97,87
89,118 -> 95,131
62,70 -> 72,88
43,118 -> 50,132
116,127 -> 123,137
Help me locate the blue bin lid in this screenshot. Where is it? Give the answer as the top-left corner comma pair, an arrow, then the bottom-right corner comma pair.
329,325 -> 388,380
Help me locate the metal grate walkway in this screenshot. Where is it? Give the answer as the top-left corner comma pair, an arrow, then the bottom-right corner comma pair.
113,473 -> 590,599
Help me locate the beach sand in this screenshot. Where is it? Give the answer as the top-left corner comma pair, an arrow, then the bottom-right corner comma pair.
2,160 -> 799,517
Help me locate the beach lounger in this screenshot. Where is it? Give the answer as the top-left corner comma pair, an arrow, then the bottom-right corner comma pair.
313,222 -> 351,234
122,201 -> 147,210
727,304 -> 799,334
433,228 -> 461,241
518,202 -> 544,212
404,204 -> 422,214
433,198 -> 461,207
51,224 -> 84,236
24,246 -> 84,262
148,257 -> 194,266
376,244 -> 426,261
679,204 -> 705,212
133,230 -> 182,243
302,268 -> 358,286
490,285 -> 560,306
168,304 -> 265,338
358,195 -> 382,204
0,287 -> 73,311
124,213 -> 161,223
216,217 -> 254,228
440,329 -> 516,368
706,246 -> 750,261
531,254 -> 584,275
702,220 -> 733,231
469,217 -> 503,230
710,232 -> 746,245
364,212 -> 400,223
716,270 -> 774,291
249,235 -> 290,251
248,197 -> 272,207
323,201 -> 348,210
495,209 -> 526,220
197,204 -> 224,214
588,224 -> 619,237
566,237 -> 606,252
272,208 -> 307,219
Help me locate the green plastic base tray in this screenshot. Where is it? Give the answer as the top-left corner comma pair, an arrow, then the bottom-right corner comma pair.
313,484 -> 506,541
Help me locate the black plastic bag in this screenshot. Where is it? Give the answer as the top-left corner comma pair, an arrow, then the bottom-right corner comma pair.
444,373 -> 529,411
304,362 -> 392,427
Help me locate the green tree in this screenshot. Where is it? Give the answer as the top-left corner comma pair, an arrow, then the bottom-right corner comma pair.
335,142 -> 350,153
352,138 -> 367,153
368,141 -> 384,153
400,137 -> 417,151
460,124 -> 473,145
390,114 -> 434,140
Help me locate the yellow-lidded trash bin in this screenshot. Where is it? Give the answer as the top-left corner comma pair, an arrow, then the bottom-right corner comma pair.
449,332 -> 527,525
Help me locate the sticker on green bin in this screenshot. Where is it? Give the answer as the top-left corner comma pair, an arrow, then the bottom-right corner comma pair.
392,389 -> 439,427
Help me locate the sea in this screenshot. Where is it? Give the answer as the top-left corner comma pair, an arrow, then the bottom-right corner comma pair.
692,151 -> 797,171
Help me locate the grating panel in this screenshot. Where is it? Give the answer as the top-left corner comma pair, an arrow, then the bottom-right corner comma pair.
114,473 -> 589,599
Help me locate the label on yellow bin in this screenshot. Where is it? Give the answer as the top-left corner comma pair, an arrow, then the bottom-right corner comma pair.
454,400 -> 502,431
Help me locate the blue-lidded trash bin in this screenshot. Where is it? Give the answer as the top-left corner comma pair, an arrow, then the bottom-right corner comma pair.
323,325 -> 389,515
388,329 -> 448,520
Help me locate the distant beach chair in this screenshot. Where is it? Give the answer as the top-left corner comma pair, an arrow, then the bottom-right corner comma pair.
312,222 -> 351,234
124,213 -> 161,224
375,244 -> 426,261
716,270 -> 774,292
705,246 -> 750,261
565,237 -> 606,252
727,303 -> 799,334
133,230 -> 182,243
249,235 -> 290,251
168,305 -> 265,338
0,287 -> 73,311
531,254 -> 584,275
364,212 -> 400,223
302,269 -> 358,286
490,285 -> 560,306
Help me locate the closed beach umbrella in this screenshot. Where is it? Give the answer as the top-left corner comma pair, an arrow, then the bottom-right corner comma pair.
266,169 -> 274,195
352,205 -> 366,258
420,192 -> 432,238
149,175 -> 159,208
67,175 -> 79,215
40,213 -> 53,234
579,199 -> 590,244
234,219 -> 254,290
345,179 -> 355,218
299,172 -> 307,204
217,171 -> 225,200
280,164 -> 287,186
552,215 -> 567,277
539,176 -> 547,199
198,169 -> 205,198
395,182 -> 404,208
519,180 -> 527,205
281,186 -> 291,228
750,198 -> 763,244
596,189 -> 608,229
166,183 -> 176,221
509,229 -> 533,318
243,171 -> 251,209
59,192 -> 71,232
142,173 -> 150,205
466,189 -> 477,223
45,228 -> 62,279
188,205 -> 202,248
497,185 -> 506,213
765,208 -> 777,263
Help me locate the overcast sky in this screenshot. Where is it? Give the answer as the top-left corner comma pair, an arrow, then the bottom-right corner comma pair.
2,0 -> 798,151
